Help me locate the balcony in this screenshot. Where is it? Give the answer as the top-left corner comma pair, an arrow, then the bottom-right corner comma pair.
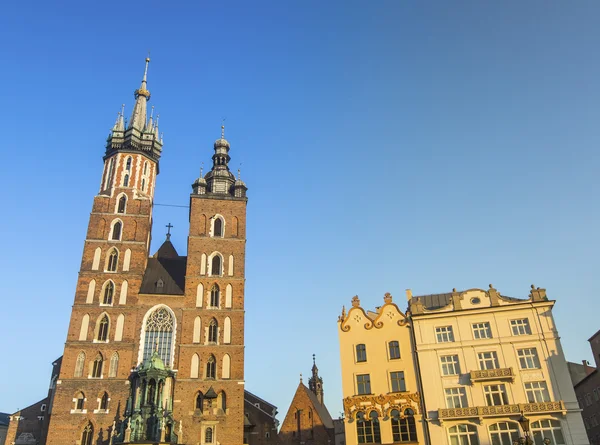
438,401 -> 566,422
469,367 -> 515,383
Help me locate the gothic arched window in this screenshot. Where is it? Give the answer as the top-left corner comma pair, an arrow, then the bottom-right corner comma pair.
97,315 -> 109,341
100,392 -> 109,410
142,307 -> 175,366
111,221 -> 122,241
195,392 -> 203,411
211,255 -> 222,276
91,353 -> 103,378
117,195 -> 127,214
214,218 -> 223,237
205,427 -> 213,444
75,392 -> 85,410
206,355 -> 216,379
109,352 -> 119,378
81,422 -> 93,445
107,249 -> 119,272
123,174 -> 129,187
210,284 -> 220,308
103,281 -> 114,304
74,352 -> 85,377
209,319 -> 218,343
126,157 -> 132,171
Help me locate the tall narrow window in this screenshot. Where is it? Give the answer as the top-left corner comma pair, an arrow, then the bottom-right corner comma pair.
389,341 -> 400,359
209,319 -> 218,343
356,344 -> 367,362
109,352 -> 119,378
205,427 -> 213,444
117,195 -> 127,213
391,408 -> 417,442
111,221 -> 122,241
356,411 -> 380,444
123,174 -> 129,187
75,392 -> 85,410
211,255 -> 222,276
74,352 -> 85,377
103,281 -> 114,304
141,178 -> 146,192
210,284 -> 220,307
207,355 -> 216,379
107,250 -> 118,272
126,157 -> 132,171
100,392 -> 109,410
91,353 -> 103,378
97,315 -> 109,341
195,392 -> 203,411
81,422 -> 93,445
214,218 -> 223,237
142,307 -> 175,366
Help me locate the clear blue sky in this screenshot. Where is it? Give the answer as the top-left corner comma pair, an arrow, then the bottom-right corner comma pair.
1,0 -> 599,420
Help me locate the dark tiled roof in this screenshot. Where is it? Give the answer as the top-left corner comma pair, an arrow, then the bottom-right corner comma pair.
0,412 -> 9,426
411,292 -> 453,310
139,240 -> 187,295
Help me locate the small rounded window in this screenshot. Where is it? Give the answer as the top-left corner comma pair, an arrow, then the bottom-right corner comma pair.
471,297 -> 481,304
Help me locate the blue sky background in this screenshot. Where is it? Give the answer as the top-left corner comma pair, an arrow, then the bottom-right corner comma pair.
1,0 -> 599,420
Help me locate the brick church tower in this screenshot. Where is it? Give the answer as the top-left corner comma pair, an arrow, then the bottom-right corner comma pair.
45,59 -> 248,445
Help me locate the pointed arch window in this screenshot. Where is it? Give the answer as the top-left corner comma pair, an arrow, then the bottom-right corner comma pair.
214,218 -> 223,237
126,156 -> 132,171
100,392 -> 109,410
211,255 -> 222,276
97,315 -> 109,341
210,284 -> 220,308
142,307 -> 175,366
91,353 -> 103,378
206,355 -> 216,379
209,319 -> 218,343
117,195 -> 127,213
123,174 -> 129,187
107,250 -> 119,272
109,352 -> 119,378
74,352 -> 85,377
81,422 -> 93,445
219,391 -> 227,411
205,427 -> 213,444
111,221 -> 122,241
195,392 -> 203,412
103,281 -> 115,304
75,392 -> 85,410
141,178 -> 146,192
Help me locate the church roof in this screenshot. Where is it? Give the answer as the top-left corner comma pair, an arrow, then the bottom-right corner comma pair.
139,239 -> 186,295
301,383 -> 334,429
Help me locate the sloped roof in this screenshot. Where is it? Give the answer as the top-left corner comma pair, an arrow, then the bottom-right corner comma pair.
140,239 -> 186,295
0,412 -> 9,426
411,292 -> 453,310
300,383 -> 334,429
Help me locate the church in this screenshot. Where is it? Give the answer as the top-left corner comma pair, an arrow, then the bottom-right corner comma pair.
5,58 -> 281,445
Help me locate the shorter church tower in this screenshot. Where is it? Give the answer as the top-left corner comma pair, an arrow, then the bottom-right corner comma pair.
308,355 -> 324,406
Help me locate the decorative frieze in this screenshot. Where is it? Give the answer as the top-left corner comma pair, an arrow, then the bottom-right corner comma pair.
438,401 -> 566,422
343,392 -> 421,419
469,367 -> 515,383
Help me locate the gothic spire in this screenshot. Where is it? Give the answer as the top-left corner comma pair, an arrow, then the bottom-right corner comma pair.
129,57 -> 151,130
308,354 -> 324,405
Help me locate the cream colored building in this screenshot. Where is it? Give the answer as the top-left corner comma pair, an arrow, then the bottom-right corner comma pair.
338,293 -> 426,444
408,285 -> 588,445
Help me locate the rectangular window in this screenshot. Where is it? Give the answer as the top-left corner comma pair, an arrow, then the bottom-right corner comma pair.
390,371 -> 406,392
517,348 -> 541,369
472,322 -> 492,339
356,344 -> 367,363
388,341 -> 400,360
483,384 -> 509,406
440,355 -> 460,376
357,374 -> 371,395
586,393 -> 593,406
436,326 -> 455,343
524,381 -> 551,403
477,351 -> 500,370
445,387 -> 468,408
510,318 -> 532,336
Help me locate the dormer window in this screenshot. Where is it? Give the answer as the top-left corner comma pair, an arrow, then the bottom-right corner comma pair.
156,279 -> 164,290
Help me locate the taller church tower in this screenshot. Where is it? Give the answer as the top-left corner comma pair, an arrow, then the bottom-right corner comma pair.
45,59 -> 247,445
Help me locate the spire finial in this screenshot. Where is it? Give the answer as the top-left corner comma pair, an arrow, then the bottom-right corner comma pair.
143,55 -> 150,83
150,105 -> 154,119
313,354 -> 316,366
221,124 -> 225,139
166,223 -> 173,241
237,168 -> 241,180
200,162 -> 204,178
121,103 -> 125,116
300,373 -> 303,383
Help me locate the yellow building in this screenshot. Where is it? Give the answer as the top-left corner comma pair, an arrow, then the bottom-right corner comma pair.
338,293 -> 426,444
408,285 -> 588,445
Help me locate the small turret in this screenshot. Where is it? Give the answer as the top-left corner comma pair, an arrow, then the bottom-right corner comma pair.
308,354 -> 324,405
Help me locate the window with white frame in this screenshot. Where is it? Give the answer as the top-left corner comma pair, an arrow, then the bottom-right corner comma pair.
472,322 -> 492,339
517,348 -> 541,369
531,419 -> 566,444
477,351 -> 499,370
483,384 -> 509,406
524,381 -> 550,403
436,326 -> 455,343
390,371 -> 406,392
440,355 -> 460,376
510,318 -> 532,336
488,422 -> 519,445
447,424 -> 479,445
356,374 -> 371,395
445,387 -> 468,408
